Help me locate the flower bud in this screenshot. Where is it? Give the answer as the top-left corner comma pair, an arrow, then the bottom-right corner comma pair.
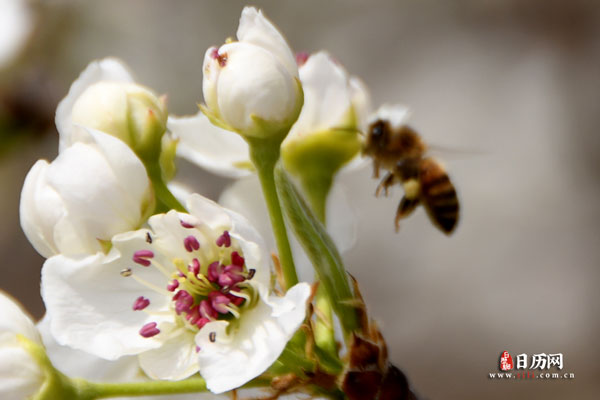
20,126 -> 154,258
281,52 -> 371,218
71,81 -> 168,162
202,7 -> 303,139
0,292 -> 45,400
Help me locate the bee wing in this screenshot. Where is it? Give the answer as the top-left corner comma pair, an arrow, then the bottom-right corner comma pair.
427,144 -> 488,159
419,158 -> 459,235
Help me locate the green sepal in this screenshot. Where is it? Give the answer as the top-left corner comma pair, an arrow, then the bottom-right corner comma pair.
16,335 -> 78,400
274,163 -> 360,338
198,103 -> 235,132
159,133 -> 179,182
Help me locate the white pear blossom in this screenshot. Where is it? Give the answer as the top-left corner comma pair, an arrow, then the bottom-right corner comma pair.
56,58 -> 136,152
0,291 -> 45,400
55,57 -> 169,162
0,0 -> 33,68
281,51 -> 372,181
173,51 -> 370,176
20,126 -> 154,258
202,7 -> 302,137
284,51 -> 371,146
41,194 -> 310,393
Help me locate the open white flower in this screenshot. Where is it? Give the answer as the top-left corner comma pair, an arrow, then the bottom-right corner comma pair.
0,291 -> 45,400
202,7 -> 302,137
41,194 -> 310,393
20,126 -> 154,258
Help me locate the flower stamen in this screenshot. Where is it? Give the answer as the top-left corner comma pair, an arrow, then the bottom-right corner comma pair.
139,322 -> 160,338
133,296 -> 150,311
133,250 -> 154,266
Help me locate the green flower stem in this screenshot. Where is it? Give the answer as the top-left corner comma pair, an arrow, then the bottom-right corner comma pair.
145,161 -> 186,213
300,173 -> 332,224
247,136 -> 299,290
72,376 -> 272,399
299,176 -> 342,372
73,377 -> 208,399
275,163 -> 359,337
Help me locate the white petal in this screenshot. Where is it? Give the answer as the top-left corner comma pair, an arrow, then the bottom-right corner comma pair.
27,127 -> 152,256
41,241 -> 174,360
237,7 -> 298,79
349,76 -> 372,132
324,183 -> 357,254
47,140 -> 147,254
38,316 -> 220,400
288,51 -> 352,137
0,291 -> 39,343
166,182 -> 194,206
38,315 -> 145,383
169,112 -> 251,178
202,47 -> 222,120
216,42 -> 298,132
369,103 -> 411,130
0,0 -> 32,68
19,160 -> 64,258
0,338 -> 44,400
138,328 -> 199,380
196,283 -> 310,394
56,58 -> 135,152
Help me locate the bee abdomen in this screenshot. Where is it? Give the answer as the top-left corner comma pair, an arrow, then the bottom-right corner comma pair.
419,158 -> 459,234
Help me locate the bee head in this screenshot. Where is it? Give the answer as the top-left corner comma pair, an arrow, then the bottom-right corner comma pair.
364,119 -> 390,154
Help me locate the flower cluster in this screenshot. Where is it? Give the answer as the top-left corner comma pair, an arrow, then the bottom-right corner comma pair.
6,5 -> 421,400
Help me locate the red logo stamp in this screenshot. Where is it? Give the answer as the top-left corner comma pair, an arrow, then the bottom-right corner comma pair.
500,351 -> 514,371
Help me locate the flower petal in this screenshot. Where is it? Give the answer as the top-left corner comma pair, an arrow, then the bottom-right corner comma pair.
349,76 -> 372,132
56,58 -> 135,152
288,51 -> 352,137
41,236 -> 174,360
45,127 -> 152,255
168,112 -> 251,178
138,328 -> 199,380
19,160 -> 64,258
0,338 -> 44,400
196,282 -> 310,394
237,7 -> 298,79
37,315 -> 144,383
215,42 -> 298,132
0,291 -> 39,343
369,103 -> 411,130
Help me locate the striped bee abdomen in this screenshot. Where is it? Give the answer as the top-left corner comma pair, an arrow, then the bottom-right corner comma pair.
419,157 -> 459,234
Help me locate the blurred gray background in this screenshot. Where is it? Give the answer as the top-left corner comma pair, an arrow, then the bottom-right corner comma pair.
1,1 -> 599,399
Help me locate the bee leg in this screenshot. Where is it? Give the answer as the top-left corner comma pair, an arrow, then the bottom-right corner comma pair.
372,161 -> 381,179
394,196 -> 420,232
375,172 -> 395,197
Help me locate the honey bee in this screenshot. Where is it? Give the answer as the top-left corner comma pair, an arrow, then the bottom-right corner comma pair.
363,112 -> 459,235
